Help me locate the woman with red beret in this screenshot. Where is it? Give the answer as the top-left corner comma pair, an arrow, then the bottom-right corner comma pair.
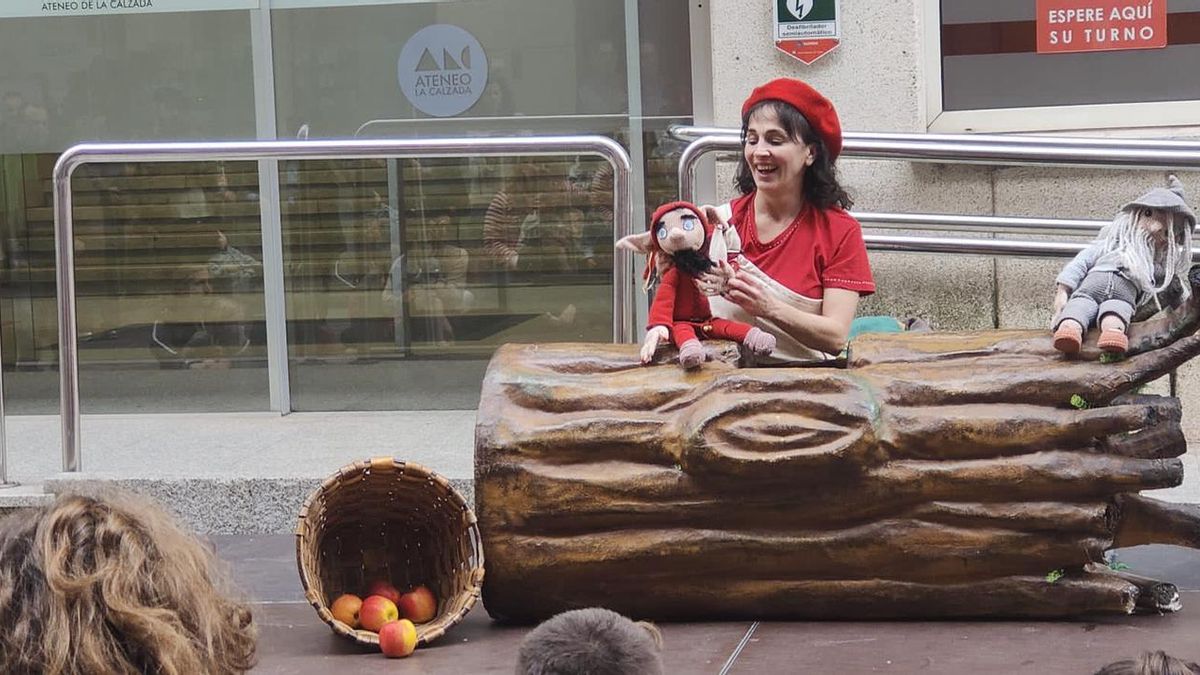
700,77 -> 874,362
620,78 -> 874,362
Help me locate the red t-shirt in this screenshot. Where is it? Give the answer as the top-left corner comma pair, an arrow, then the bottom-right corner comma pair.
729,193 -> 875,299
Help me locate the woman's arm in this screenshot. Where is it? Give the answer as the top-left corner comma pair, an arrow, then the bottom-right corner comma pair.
483,191 -> 520,270
724,273 -> 860,355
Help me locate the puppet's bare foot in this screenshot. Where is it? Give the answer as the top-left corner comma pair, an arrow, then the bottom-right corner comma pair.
744,327 -> 776,356
1099,328 -> 1130,354
678,339 -> 705,369
1053,320 -> 1084,354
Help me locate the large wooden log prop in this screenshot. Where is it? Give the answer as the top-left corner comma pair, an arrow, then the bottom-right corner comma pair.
475,273 -> 1200,621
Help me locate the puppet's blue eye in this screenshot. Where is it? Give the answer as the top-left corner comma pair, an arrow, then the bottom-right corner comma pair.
656,226 -> 667,239
682,217 -> 697,231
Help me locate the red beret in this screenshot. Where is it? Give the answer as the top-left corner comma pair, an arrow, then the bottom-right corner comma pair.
741,78 -> 842,161
648,201 -> 711,253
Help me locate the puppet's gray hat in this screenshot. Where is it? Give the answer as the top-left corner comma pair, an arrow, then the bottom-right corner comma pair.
1123,175 -> 1196,229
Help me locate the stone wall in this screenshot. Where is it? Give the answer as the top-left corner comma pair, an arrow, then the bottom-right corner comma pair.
706,0 -> 1200,437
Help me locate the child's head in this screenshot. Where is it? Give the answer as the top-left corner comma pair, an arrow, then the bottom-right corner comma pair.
0,490 -> 257,675
1095,650 -> 1200,675
515,607 -> 664,675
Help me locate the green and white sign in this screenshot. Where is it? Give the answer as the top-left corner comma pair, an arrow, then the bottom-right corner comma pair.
0,0 -> 258,18
774,0 -> 840,64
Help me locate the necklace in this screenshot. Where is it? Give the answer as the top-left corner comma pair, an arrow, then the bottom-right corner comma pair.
751,198 -> 806,250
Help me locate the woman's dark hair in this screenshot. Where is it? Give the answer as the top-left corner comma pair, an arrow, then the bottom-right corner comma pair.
735,100 -> 853,210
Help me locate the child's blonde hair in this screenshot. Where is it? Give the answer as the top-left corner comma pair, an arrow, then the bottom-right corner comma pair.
0,490 -> 257,674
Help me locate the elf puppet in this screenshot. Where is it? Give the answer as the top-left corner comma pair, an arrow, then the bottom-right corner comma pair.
1052,175 -> 1196,355
640,201 -> 776,368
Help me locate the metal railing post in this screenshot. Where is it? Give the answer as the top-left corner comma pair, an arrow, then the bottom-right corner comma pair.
0,319 -> 10,487
52,136 -> 634,473
53,153 -> 81,473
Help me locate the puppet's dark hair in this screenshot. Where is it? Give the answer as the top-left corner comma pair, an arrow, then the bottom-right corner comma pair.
671,247 -> 715,277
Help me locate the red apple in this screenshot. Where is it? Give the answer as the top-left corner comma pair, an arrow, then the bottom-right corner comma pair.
359,594 -> 399,632
378,619 -> 418,658
329,593 -> 363,628
396,585 -> 437,623
364,579 -> 402,605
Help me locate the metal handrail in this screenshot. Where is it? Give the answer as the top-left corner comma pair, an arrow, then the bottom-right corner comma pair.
678,133 -> 1200,259
52,136 -> 634,473
356,114 -> 692,138
670,124 -> 1200,151
856,213 -> 1107,236
680,133 -> 1200,191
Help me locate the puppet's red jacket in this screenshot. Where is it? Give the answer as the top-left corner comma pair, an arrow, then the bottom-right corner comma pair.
647,267 -> 712,328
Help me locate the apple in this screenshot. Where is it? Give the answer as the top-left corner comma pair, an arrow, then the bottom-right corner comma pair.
364,579 -> 402,605
378,619 -> 418,658
396,585 -> 437,623
329,593 -> 363,628
359,594 -> 399,632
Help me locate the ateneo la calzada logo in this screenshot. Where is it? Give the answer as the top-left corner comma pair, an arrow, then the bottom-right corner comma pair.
397,24 -> 488,117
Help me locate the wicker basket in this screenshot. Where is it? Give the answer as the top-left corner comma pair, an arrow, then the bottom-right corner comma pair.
296,457 -> 484,647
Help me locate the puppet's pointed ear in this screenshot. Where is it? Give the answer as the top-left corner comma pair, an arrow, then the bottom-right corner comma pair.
616,231 -> 654,254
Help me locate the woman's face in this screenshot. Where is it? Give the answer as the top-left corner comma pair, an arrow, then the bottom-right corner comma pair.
512,162 -> 546,209
743,107 -> 815,195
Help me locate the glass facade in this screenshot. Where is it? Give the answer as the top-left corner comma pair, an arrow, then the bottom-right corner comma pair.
0,0 -> 693,413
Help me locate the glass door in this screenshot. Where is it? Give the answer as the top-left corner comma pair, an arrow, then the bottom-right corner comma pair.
271,0 -> 694,411
0,9 -> 266,413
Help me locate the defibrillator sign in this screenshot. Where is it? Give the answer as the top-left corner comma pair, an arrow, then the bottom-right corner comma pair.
774,0 -> 840,65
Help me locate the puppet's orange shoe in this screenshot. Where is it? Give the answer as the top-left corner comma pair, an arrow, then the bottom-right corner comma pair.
1097,328 -> 1128,354
1052,321 -> 1083,354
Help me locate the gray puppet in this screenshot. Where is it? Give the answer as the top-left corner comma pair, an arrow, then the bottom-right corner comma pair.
1053,175 -> 1195,355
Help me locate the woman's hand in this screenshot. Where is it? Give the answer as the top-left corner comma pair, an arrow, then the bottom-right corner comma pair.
724,269 -> 780,319
697,259 -> 735,296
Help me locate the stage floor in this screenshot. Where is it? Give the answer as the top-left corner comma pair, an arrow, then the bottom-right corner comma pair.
221,535 -> 1200,674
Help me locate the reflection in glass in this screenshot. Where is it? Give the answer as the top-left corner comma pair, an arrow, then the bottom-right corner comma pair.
272,0 -> 693,410
0,10 -> 260,413
281,156 -> 614,410
0,159 -> 268,414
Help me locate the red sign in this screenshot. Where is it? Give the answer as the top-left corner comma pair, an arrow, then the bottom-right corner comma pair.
1037,0 -> 1167,54
776,39 -> 840,65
